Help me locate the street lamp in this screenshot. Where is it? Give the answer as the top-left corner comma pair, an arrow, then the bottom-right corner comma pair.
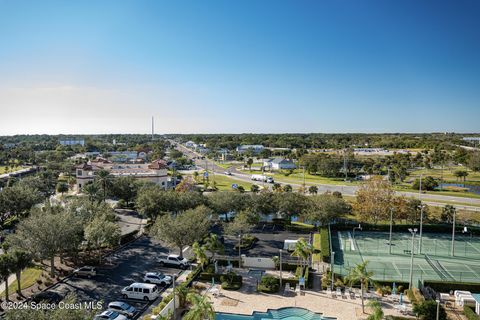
279,249 -> 283,290
331,251 -> 335,290
388,208 -> 394,254
419,204 -> 426,254
172,274 -> 176,320
451,207 -> 457,257
408,228 -> 418,290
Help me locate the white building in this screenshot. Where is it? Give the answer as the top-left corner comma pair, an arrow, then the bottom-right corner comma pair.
60,139 -> 85,146
185,141 -> 197,148
75,159 -> 169,190
263,158 -> 296,170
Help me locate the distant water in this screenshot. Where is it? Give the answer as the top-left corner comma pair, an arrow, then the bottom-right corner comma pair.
440,183 -> 480,195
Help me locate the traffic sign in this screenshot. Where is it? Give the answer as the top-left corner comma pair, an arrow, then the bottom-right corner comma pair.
232,184 -> 238,189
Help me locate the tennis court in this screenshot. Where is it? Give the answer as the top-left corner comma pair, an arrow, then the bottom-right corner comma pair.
331,230 -> 480,284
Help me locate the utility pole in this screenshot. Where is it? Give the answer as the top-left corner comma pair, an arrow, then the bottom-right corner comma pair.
172,274 -> 176,319
419,204 -> 424,254
279,249 -> 283,290
343,148 -> 348,181
331,251 -> 335,290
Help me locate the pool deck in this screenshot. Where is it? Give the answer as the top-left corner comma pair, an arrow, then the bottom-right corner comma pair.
205,269 -> 414,320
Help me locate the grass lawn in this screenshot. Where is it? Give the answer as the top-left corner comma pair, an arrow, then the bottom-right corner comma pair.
409,166 -> 480,185
240,169 -> 358,186
193,174 -> 255,191
0,165 -> 27,175
0,267 -> 43,297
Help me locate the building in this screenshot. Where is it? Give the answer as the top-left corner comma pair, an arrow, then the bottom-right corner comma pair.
263,157 -> 296,170
75,159 -> 169,190
185,141 -> 197,148
59,139 -> 85,146
236,145 -> 264,154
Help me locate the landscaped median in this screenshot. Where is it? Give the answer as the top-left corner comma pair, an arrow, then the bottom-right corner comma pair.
0,266 -> 43,298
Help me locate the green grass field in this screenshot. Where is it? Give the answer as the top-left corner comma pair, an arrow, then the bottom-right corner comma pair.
193,174 -> 256,191
0,165 -> 27,174
409,166 -> 480,185
312,233 -> 321,264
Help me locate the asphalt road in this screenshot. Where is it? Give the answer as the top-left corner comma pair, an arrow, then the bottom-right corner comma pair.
48,237 -> 182,319
171,140 -> 480,211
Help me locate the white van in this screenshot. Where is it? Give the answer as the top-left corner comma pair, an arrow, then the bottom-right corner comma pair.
121,283 -> 160,301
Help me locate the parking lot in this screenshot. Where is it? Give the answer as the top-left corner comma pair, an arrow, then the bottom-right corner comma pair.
224,225 -> 312,257
49,236 -> 182,319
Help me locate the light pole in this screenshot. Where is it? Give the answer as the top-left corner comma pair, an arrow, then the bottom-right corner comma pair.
172,274 -> 176,320
408,228 -> 417,290
279,249 -> 283,290
419,204 -> 425,254
331,251 -> 335,290
238,234 -> 242,268
451,207 -> 457,257
389,208 -> 394,254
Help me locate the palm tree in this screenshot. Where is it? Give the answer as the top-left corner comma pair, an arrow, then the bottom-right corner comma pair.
10,250 -> 32,296
175,285 -> 194,309
345,261 -> 375,314
192,242 -> 208,270
183,292 -> 215,320
291,238 -> 313,267
204,234 -> 224,262
0,254 -> 15,301
95,170 -> 112,202
366,300 -> 383,320
83,182 -> 100,203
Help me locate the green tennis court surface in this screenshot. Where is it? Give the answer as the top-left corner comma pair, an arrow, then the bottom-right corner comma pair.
332,230 -> 480,284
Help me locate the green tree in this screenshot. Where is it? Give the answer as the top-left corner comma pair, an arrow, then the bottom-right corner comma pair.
203,233 -> 224,261
9,250 -> 33,296
95,169 -> 113,202
354,177 -> 395,224
250,184 -> 260,193
282,184 -> 293,192
84,214 -> 121,261
192,242 -> 208,269
152,206 -> 211,258
345,261 -> 375,314
290,238 -> 313,267
82,182 -> 101,203
308,185 -> 318,194
303,194 -> 351,226
468,152 -> 480,172
8,205 -> 83,277
110,176 -> 138,206
183,292 -> 215,320
56,182 -> 69,196
453,170 -> 468,182
0,254 -> 14,300
246,158 -> 253,172
441,205 -> 456,224
175,284 -> 194,309
412,176 -> 438,191
413,300 -> 447,320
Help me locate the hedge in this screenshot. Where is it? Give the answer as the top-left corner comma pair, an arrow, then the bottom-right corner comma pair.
424,280 -> 480,293
320,227 -> 330,262
464,306 -> 480,320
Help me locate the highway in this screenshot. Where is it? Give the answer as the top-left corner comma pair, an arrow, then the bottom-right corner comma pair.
170,140 -> 480,212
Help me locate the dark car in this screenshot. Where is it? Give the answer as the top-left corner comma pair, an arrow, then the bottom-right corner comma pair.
31,291 -> 64,304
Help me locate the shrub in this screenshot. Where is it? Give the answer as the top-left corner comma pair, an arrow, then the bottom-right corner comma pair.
320,227 -> 330,262
413,300 -> 446,320
464,306 -> 480,320
221,281 -> 242,290
258,275 -> 279,293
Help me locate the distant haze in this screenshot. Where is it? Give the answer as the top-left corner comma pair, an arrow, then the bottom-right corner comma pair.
1,1 -> 479,135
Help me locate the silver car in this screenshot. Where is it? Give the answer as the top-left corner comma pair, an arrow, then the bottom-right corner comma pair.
107,301 -> 136,318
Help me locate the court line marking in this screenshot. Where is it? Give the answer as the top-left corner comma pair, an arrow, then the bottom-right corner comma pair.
465,265 -> 480,278
392,262 -> 402,276
466,241 -> 480,254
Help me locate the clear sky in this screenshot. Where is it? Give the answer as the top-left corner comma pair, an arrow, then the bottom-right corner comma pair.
0,0 -> 479,135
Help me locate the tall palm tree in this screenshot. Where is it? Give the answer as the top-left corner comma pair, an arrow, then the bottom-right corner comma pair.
183,293 -> 215,320
345,261 -> 375,314
192,242 -> 208,270
204,233 -> 224,262
10,250 -> 32,296
0,254 -> 15,301
95,170 -> 112,202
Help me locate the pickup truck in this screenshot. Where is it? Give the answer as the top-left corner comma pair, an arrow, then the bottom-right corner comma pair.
157,254 -> 190,269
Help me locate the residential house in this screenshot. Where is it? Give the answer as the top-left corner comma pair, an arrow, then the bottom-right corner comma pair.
263,157 -> 296,171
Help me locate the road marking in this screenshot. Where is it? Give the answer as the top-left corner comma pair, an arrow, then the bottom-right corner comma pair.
183,246 -> 190,252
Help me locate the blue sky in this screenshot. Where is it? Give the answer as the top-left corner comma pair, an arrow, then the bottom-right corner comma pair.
0,0 -> 479,134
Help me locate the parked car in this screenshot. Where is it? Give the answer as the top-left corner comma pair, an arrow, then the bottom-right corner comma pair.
94,310 -> 128,320
157,254 -> 189,269
121,283 -> 160,301
31,291 -> 63,304
73,266 -> 97,278
143,272 -> 172,286
107,301 -> 137,318
224,171 -> 232,175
